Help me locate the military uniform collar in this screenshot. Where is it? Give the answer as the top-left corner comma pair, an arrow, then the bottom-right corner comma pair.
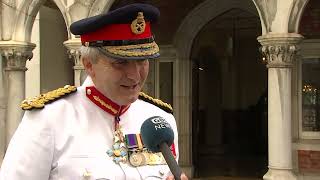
85,86 -> 130,116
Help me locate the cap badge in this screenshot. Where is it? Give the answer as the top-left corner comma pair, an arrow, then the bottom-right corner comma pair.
131,12 -> 146,35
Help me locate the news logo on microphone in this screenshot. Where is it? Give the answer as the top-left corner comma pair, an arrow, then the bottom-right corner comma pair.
140,116 -> 174,152
150,116 -> 172,130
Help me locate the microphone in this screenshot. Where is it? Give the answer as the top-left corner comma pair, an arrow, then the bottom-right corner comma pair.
140,116 -> 182,180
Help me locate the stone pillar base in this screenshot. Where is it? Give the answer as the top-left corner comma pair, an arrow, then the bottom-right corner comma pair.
263,168 -> 297,180
181,165 -> 194,178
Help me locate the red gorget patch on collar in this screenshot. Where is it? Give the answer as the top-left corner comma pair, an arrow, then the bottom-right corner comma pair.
85,86 -> 130,116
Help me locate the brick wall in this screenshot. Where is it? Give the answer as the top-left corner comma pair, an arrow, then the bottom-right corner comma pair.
298,150 -> 320,173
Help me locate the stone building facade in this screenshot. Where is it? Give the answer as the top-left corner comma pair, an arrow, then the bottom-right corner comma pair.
1,0 -> 320,179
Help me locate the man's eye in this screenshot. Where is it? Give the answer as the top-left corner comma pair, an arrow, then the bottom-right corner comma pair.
114,60 -> 128,65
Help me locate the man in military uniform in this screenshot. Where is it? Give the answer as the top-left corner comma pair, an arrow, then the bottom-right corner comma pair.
0,3 -> 187,180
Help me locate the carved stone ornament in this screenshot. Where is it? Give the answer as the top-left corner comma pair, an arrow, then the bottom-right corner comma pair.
63,39 -> 83,70
68,49 -> 83,70
257,33 -> 303,68
0,42 -> 36,71
260,44 -> 298,68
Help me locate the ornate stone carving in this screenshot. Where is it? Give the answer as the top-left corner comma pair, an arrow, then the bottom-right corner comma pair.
0,42 -> 36,71
68,48 -> 83,70
2,0 -> 15,8
257,33 -> 303,68
77,0 -> 94,7
3,50 -> 33,71
260,44 -> 298,68
64,39 -> 83,69
64,39 -> 84,86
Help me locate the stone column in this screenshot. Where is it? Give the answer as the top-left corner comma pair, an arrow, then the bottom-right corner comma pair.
258,33 -> 303,180
0,41 -> 35,146
64,39 -> 84,87
0,56 -> 6,164
174,57 -> 193,177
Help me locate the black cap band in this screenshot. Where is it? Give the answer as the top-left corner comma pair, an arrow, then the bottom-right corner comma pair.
82,36 -> 155,47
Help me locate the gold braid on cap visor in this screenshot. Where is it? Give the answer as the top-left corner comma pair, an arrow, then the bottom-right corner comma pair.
103,42 -> 159,57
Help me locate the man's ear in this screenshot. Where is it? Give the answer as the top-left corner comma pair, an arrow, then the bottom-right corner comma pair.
82,58 -> 95,78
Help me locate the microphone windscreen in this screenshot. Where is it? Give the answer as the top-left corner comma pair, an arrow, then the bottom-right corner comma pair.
140,116 -> 174,152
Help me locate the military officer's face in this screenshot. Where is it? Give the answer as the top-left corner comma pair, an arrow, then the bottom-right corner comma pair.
84,55 -> 149,105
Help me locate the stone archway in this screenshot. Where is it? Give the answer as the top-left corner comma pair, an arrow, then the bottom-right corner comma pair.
172,0 -> 260,177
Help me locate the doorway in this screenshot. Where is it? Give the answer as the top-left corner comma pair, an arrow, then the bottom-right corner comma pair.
191,9 -> 268,178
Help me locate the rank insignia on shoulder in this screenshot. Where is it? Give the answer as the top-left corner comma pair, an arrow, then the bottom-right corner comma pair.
138,92 -> 173,114
20,85 -> 77,110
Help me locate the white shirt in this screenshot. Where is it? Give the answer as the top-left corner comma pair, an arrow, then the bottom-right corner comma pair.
0,78 -> 179,180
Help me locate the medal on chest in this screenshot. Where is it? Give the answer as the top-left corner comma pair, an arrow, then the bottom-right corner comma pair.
124,133 -> 170,167
106,116 -> 128,163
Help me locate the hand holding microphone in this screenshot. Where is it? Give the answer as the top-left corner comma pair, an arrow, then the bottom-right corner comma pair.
140,116 -> 185,180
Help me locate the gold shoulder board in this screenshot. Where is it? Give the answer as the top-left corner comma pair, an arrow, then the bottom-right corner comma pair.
138,92 -> 173,114
21,85 -> 77,110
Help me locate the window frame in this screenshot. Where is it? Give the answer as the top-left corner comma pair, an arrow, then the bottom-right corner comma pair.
147,45 -> 177,110
299,39 -> 320,139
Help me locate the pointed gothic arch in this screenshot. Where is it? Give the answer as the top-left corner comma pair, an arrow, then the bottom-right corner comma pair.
174,0 -> 258,61
13,0 -> 46,41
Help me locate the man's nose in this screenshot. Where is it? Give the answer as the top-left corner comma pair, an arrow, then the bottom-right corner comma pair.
126,61 -> 141,80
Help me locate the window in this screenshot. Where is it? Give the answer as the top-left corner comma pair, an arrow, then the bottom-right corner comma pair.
143,46 -> 176,108
300,57 -> 320,138
159,62 -> 173,105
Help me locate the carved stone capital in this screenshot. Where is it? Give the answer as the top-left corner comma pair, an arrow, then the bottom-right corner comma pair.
69,49 -> 83,70
63,39 -> 83,70
257,33 -> 303,68
260,44 -> 298,68
0,41 -> 36,71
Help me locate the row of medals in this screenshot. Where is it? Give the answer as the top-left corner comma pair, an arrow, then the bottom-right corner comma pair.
106,127 -> 166,167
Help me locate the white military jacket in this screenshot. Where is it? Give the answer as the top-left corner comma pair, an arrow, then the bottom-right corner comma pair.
0,78 -> 179,180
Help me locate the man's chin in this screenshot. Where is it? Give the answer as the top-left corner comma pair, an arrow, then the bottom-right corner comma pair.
119,93 -> 139,105
127,94 -> 139,103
